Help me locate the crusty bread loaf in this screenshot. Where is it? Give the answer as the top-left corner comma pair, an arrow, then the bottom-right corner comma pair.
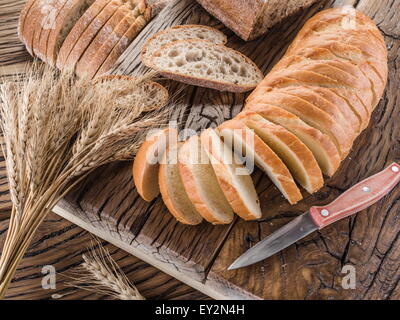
178,135 -> 234,225
242,112 -> 324,194
56,0 -> 111,69
18,0 -> 35,54
159,142 -> 203,225
141,25 -> 228,67
200,129 -> 262,221
61,0 -> 122,72
196,0 -> 319,41
245,7 -> 388,162
147,39 -> 263,92
217,120 -> 303,205
133,128 -> 177,201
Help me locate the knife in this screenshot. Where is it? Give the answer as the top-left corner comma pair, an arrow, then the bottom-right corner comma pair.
228,162 -> 400,270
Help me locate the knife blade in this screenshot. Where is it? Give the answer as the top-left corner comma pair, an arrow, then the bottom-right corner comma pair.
228,162 -> 400,270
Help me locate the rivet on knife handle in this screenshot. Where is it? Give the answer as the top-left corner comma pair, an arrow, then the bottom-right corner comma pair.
310,163 -> 400,229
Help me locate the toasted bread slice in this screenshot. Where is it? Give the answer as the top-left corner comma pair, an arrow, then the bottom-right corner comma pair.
178,135 -> 234,225
200,129 -> 262,220
56,0 -> 112,69
244,103 -> 340,177
159,142 -> 203,225
148,39 -> 263,93
133,127 -> 177,202
242,112 -> 324,194
217,120 -> 303,205
141,24 -> 228,66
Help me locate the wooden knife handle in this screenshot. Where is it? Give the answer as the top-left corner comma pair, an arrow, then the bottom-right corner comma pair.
310,163 -> 400,229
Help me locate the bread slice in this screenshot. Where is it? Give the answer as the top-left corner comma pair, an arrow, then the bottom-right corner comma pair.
75,2 -> 135,78
96,12 -> 150,77
56,0 -> 111,70
62,0 -> 122,72
94,75 -> 169,112
133,127 -> 177,202
217,120 -> 303,205
178,135 -> 234,225
243,103 -> 340,177
41,0 -> 97,65
147,39 -> 263,93
242,112 -> 323,194
200,129 -> 262,221
141,25 -> 228,67
159,142 -> 203,225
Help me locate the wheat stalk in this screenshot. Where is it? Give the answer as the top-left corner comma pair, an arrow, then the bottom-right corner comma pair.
69,240 -> 145,300
0,63 -> 172,298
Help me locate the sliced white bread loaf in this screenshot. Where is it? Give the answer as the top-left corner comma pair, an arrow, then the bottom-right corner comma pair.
56,0 -> 112,69
59,0 -> 122,71
178,135 -> 234,225
244,103 -> 340,177
200,129 -> 262,221
241,112 -> 324,194
217,120 -> 303,205
147,39 -> 264,93
141,25 -> 228,67
159,142 -> 203,225
133,127 -> 177,202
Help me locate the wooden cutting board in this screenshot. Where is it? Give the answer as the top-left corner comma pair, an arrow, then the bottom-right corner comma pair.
53,0 -> 400,300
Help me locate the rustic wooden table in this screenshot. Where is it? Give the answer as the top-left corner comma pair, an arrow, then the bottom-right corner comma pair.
1,0 -> 399,300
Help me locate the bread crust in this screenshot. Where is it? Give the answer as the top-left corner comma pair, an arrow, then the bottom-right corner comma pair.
56,0 -> 111,70
217,120 -> 303,204
200,129 -> 261,221
141,24 -> 228,67
18,0 -> 36,54
242,112 -> 324,194
62,0 -> 122,71
147,39 -> 263,93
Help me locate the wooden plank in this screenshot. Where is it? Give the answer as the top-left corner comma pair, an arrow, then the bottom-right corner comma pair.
207,0 -> 400,300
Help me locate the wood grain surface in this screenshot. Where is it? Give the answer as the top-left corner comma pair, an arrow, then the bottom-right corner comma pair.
1,0 -> 399,300
0,0 -> 208,300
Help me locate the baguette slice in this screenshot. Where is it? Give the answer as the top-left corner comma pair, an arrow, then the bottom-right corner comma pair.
60,0 -> 122,71
242,112 -> 324,194
133,127 -> 177,202
200,129 -> 262,221
141,25 -> 228,67
148,39 -> 263,93
178,135 -> 234,225
217,120 -> 303,205
159,142 -> 203,225
56,0 -> 111,69
243,103 -> 340,177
